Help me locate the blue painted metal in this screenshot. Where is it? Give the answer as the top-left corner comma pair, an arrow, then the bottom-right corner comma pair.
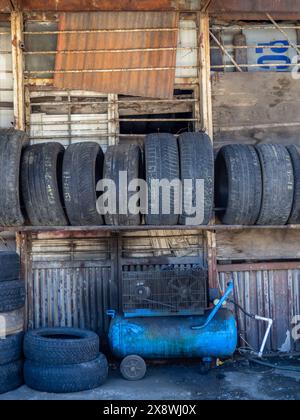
108,308 -> 237,360
192,282 -> 234,330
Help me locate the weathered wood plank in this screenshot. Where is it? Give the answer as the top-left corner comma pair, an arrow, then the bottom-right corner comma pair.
212,72 -> 300,148
217,229 -> 300,261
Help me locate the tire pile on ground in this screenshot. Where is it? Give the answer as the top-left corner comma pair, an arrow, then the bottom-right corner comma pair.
0,129 -> 214,227
0,251 -> 25,394
23,327 -> 108,393
215,144 -> 298,226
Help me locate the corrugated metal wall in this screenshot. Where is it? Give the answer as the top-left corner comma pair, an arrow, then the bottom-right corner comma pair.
219,267 -> 300,353
26,235 -> 118,337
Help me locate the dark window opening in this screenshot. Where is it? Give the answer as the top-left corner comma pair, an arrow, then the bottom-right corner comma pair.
119,90 -> 196,136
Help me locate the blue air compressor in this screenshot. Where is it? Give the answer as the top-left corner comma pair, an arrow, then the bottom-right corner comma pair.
108,269 -> 237,380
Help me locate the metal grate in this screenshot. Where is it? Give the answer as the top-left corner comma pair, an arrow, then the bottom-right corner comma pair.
122,267 -> 208,317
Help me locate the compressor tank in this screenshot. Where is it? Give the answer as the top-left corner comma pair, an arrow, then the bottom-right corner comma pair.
109,309 -> 237,359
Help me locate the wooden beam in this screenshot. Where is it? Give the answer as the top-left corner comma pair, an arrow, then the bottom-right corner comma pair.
198,12 -> 217,290
11,10 -> 25,130
108,93 -> 119,146
199,13 -> 213,137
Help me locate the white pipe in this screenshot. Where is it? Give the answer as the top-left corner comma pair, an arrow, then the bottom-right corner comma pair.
255,316 -> 274,358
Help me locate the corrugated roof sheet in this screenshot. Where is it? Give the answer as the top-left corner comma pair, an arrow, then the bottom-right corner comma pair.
54,12 -> 179,99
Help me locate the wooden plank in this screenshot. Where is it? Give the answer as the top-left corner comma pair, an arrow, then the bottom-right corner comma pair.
233,33 -> 248,71
198,12 -> 217,289
217,229 -> 300,261
218,261 -> 300,272
108,93 -> 119,146
212,72 -> 300,148
11,11 -> 25,130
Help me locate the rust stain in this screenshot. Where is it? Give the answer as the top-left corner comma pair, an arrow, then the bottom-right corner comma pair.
22,0 -> 176,11
54,11 -> 179,99
208,0 -> 300,13
0,0 -> 12,12
12,35 -> 18,48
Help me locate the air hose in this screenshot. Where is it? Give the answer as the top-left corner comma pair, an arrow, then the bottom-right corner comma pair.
247,357 -> 300,373
230,299 -> 300,372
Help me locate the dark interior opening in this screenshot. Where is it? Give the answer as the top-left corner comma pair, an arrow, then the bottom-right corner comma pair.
120,90 -> 195,135
215,153 -> 229,216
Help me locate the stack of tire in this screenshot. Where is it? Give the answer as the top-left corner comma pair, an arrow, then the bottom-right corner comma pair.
0,251 -> 25,394
23,327 -> 108,393
18,132 -> 214,227
215,144 -> 298,225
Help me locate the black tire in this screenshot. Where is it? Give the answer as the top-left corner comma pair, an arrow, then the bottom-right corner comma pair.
0,360 -> 23,395
0,129 -> 28,227
287,145 -> 300,224
63,142 -> 104,226
102,144 -> 142,226
0,333 -> 23,365
256,144 -> 294,225
21,142 -> 68,226
0,280 -> 25,312
24,327 -> 100,365
120,355 -> 147,381
24,353 -> 108,393
0,309 -> 24,337
179,132 -> 214,225
215,145 -> 262,225
145,133 -> 180,225
0,251 -> 20,282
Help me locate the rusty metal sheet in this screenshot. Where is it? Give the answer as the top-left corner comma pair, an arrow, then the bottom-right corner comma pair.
0,0 -> 12,12
54,12 -> 179,99
219,267 -> 300,354
22,0 -> 177,12
209,0 -> 300,13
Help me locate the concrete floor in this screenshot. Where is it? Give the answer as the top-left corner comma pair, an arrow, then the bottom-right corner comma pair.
1,359 -> 300,401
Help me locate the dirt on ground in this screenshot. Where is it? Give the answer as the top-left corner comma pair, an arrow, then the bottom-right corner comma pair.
1,358 -> 300,401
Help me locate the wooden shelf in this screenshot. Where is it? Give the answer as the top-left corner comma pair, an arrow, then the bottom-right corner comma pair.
1,224 -> 300,233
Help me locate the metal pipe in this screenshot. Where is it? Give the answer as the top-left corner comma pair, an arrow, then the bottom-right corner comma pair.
24,66 -> 199,75
266,13 -> 300,57
255,316 -> 273,358
29,99 -> 196,106
192,281 -> 234,330
212,25 -> 300,30
209,30 -> 243,72
211,62 -> 300,69
24,47 -> 197,55
210,44 -> 300,50
23,28 -> 180,35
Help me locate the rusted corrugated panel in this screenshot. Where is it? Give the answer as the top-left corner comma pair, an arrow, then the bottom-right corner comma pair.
209,0 -> 300,13
0,0 -> 12,12
27,237 -> 118,337
22,0 -> 177,11
219,268 -> 300,353
54,12 -> 179,99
